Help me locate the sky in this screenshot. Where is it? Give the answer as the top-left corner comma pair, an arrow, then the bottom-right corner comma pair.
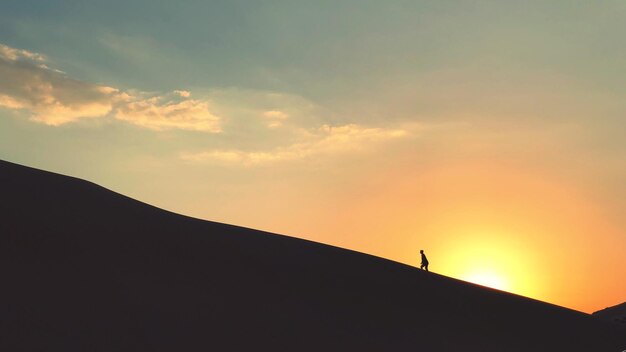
1,0 -> 624,313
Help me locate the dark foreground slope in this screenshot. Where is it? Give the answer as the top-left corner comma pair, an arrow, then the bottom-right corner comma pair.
0,160 -> 624,352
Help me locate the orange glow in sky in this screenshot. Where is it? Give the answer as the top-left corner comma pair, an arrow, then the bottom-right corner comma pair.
264,159 -> 626,313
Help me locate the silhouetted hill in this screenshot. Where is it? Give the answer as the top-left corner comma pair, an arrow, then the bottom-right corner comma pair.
0,159 -> 624,351
595,302 -> 626,327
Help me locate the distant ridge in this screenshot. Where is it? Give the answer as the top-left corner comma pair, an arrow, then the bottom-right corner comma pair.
595,302 -> 626,327
0,159 -> 624,352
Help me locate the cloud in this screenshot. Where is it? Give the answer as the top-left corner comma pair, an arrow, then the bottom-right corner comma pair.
115,93 -> 221,132
181,124 -> 408,165
0,44 -> 127,125
0,44 -> 45,62
0,43 -> 221,131
0,43 -> 415,154
0,94 -> 26,109
262,110 -> 289,128
174,90 -> 191,98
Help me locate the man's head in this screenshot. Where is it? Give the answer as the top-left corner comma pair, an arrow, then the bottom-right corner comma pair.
420,250 -> 424,254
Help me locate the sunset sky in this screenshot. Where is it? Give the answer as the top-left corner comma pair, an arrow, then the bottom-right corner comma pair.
1,1 -> 624,313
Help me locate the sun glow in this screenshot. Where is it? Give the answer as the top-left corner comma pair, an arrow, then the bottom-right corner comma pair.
432,227 -> 548,300
463,271 -> 510,291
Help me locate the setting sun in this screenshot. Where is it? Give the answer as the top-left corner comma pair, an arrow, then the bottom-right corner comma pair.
427,223 -> 550,302
463,271 -> 510,291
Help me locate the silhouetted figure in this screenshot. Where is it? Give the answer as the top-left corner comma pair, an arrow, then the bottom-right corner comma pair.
420,250 -> 429,272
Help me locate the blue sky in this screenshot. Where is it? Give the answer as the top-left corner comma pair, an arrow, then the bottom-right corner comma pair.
4,1 -> 624,103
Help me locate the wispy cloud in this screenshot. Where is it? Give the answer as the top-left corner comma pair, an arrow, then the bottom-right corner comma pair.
115,92 -> 221,132
0,44 -> 45,62
181,124 -> 409,166
0,43 -> 221,131
0,44 -> 127,125
0,43 -> 409,158
262,110 -> 289,128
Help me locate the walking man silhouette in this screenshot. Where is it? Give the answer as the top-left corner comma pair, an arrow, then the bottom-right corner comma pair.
420,249 -> 429,272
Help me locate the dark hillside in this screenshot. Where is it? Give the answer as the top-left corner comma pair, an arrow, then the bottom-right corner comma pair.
0,160 -> 624,351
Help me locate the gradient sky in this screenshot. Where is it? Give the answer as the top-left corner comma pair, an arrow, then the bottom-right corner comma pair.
1,0 -> 625,313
